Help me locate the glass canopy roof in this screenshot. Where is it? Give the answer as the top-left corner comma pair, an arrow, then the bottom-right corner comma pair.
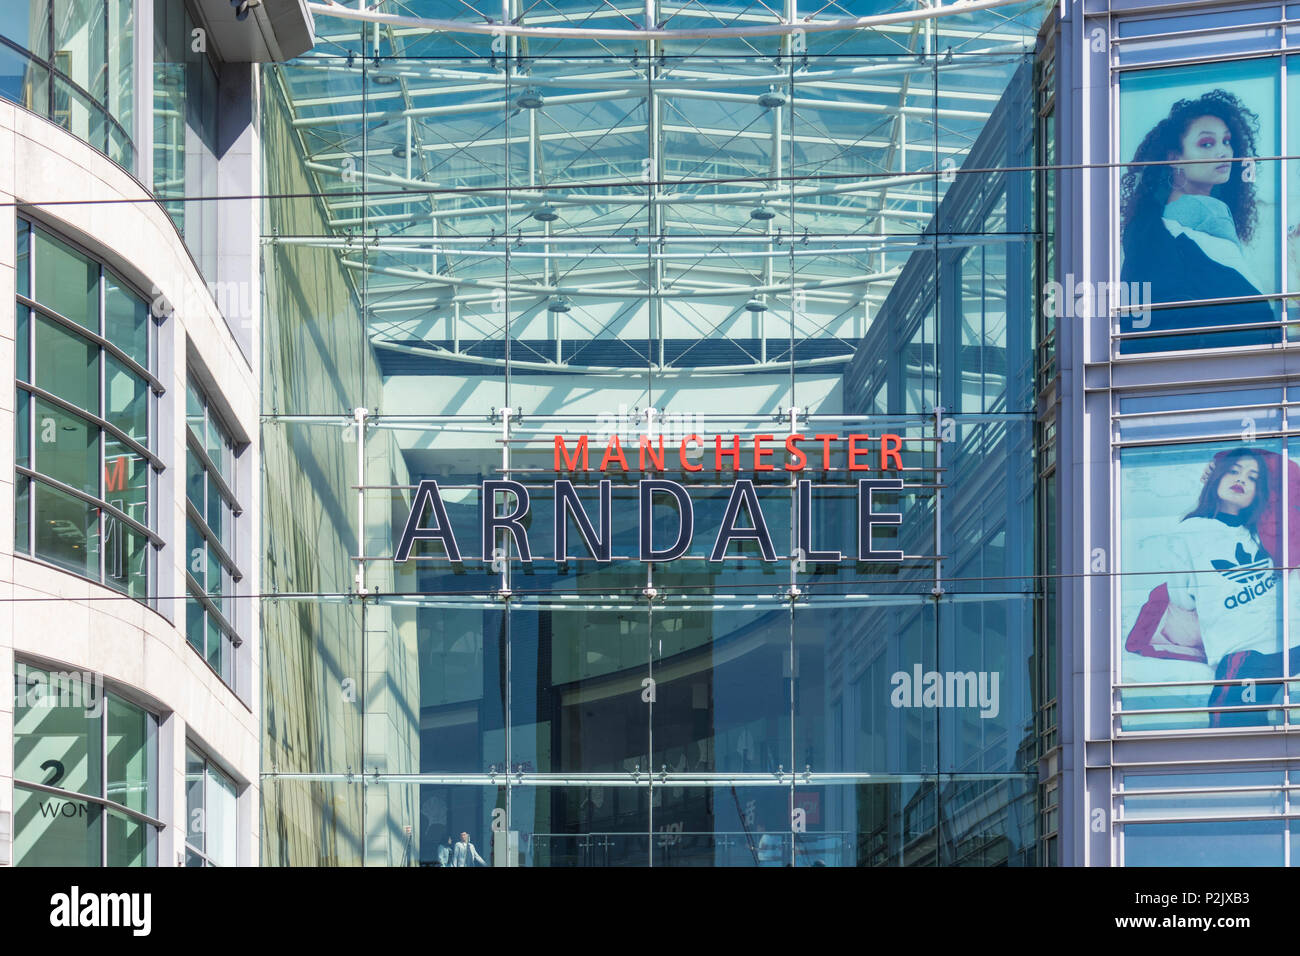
268,0 -> 1047,373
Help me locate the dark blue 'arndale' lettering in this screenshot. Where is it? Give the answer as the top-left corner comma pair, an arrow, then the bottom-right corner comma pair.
483,479 -> 532,563
639,480 -> 693,561
393,478 -> 904,564
858,478 -> 904,561
797,478 -> 841,562
555,479 -> 612,563
395,480 -> 462,562
709,479 -> 776,562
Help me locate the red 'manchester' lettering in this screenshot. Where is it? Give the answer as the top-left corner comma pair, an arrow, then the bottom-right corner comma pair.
680,435 -> 704,473
880,433 -> 903,471
848,434 -> 873,471
784,434 -> 807,471
546,433 -> 907,473
714,435 -> 741,472
814,434 -> 838,471
599,435 -> 629,472
639,436 -> 666,472
554,435 -> 589,471
104,456 -> 127,493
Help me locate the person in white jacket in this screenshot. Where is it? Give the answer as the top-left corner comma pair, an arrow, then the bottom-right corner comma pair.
451,831 -> 487,867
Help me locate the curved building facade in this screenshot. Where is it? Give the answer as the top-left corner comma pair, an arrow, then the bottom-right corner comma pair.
0,0 -> 297,867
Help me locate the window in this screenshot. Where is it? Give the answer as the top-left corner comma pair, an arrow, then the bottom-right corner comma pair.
1113,387 -> 1300,732
11,662 -> 159,866
153,0 -> 219,279
185,378 -> 242,688
1109,26 -> 1300,355
14,218 -> 162,603
0,0 -> 135,168
185,747 -> 238,866
1118,770 -> 1291,866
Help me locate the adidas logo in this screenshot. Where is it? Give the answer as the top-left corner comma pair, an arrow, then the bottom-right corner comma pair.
1213,542 -> 1277,609
1212,542 -> 1272,586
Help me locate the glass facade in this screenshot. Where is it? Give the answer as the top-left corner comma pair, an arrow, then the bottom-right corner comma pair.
152,0 -> 219,279
13,217 -> 160,603
0,0 -> 135,168
260,0 -> 1049,866
11,663 -> 159,867
11,0 -> 1300,875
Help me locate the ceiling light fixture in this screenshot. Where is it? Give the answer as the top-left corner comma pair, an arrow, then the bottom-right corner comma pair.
516,88 -> 545,109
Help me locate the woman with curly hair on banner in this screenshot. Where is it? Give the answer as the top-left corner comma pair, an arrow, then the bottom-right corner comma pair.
1126,447 -> 1300,726
1119,89 -> 1277,352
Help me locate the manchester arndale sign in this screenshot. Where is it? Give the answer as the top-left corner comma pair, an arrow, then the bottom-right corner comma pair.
395,432 -> 910,565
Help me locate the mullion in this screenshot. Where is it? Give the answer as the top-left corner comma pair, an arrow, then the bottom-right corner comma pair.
148,299 -> 156,607
26,387 -> 34,550
98,261 -> 106,586
198,386 -> 239,675
186,389 -> 211,662
203,397 -> 215,665
200,760 -> 207,861
25,223 -> 35,550
100,697 -> 108,866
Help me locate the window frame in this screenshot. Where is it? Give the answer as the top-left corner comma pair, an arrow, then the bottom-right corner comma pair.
183,373 -> 244,689
183,744 -> 239,867
11,661 -> 162,867
1106,15 -> 1299,356
1110,384 -> 1300,735
0,23 -> 136,169
1114,765 -> 1300,866
14,217 -> 164,605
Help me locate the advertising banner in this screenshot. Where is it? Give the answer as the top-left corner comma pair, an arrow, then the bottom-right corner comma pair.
1120,439 -> 1300,727
1117,58 -> 1282,351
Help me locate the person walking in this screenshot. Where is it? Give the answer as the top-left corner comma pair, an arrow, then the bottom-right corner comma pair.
451,831 -> 487,867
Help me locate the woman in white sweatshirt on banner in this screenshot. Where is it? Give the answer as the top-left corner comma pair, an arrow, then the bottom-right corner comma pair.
1125,446 -> 1300,727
